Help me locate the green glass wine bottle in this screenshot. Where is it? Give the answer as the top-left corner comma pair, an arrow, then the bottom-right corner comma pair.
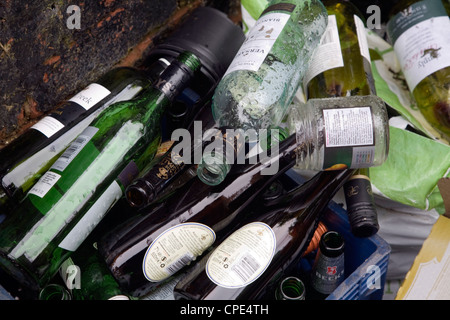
60,241 -> 129,300
0,67 -> 152,206
387,0 -> 450,142
196,0 -> 329,186
0,5 -> 245,212
0,51 -> 201,292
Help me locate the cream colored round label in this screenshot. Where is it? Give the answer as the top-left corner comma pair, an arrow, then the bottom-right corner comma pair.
142,223 -> 215,282
206,222 -> 276,288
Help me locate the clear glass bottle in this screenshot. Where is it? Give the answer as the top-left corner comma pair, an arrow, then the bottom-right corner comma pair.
0,51 -> 201,292
387,0 -> 450,143
287,95 -> 389,171
197,0 -> 329,185
303,0 -> 380,237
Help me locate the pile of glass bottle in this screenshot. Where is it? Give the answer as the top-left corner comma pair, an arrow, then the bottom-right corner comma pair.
1,0 -> 446,300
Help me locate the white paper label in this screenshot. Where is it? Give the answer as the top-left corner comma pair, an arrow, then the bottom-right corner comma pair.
30,116 -> 65,138
143,223 -> 216,282
223,12 -> 291,76
323,107 -> 374,147
58,180 -> 123,252
68,83 -> 111,110
393,16 -> 450,91
28,171 -> 61,198
206,222 -> 276,289
303,15 -> 344,87
50,126 -> 99,172
354,15 -> 371,64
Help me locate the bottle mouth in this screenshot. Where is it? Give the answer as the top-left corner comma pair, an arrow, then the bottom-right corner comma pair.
277,276 -> 306,300
39,284 -> 71,300
125,182 -> 155,208
319,231 -> 345,257
197,152 -> 231,186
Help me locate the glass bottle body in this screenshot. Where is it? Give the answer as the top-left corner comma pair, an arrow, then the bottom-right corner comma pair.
197,0 -> 328,185
98,134 -> 300,297
0,67 -> 151,205
387,0 -> 450,142
304,0 -> 376,98
212,0 -> 328,131
0,52 -> 201,291
287,95 -> 389,171
172,169 -> 354,300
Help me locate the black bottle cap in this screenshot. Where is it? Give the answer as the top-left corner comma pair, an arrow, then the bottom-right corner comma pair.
144,6 -> 245,85
348,207 -> 380,238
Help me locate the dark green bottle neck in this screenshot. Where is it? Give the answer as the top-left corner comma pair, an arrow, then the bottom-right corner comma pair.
135,52 -> 201,124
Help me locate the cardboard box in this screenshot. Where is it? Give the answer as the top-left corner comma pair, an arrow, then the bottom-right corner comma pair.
395,178 -> 450,300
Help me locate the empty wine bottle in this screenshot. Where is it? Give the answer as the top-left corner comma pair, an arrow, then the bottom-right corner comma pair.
98,133 -> 302,297
303,0 -> 376,98
196,0 -> 329,185
0,51 -> 201,292
0,67 -> 151,207
302,0 -> 380,237
387,0 -> 450,142
275,276 -> 306,300
0,6 -> 245,211
59,240 -> 129,300
287,95 -> 389,171
172,169 -> 354,300
125,105 -> 216,209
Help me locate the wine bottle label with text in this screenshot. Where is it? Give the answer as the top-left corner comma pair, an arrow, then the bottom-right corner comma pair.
303,15 -> 344,87
322,107 -> 375,169
1,83 -> 144,193
388,0 -> 450,91
58,180 -> 123,252
50,126 -> 99,172
354,15 -> 371,64
68,83 -> 111,111
30,116 -> 65,139
30,83 -> 110,138
206,222 -> 276,289
223,4 -> 295,76
28,171 -> 61,198
312,252 -> 345,294
143,223 -> 216,282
